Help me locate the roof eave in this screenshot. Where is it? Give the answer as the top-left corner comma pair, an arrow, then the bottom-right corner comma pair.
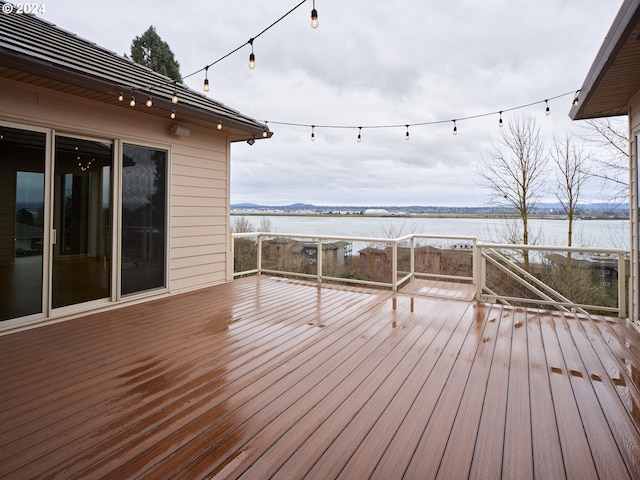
569,0 -> 640,120
0,48 -> 272,142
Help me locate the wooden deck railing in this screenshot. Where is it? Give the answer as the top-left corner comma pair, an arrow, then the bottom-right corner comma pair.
233,232 -> 629,318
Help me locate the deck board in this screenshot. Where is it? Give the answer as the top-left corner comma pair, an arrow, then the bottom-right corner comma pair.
0,276 -> 639,479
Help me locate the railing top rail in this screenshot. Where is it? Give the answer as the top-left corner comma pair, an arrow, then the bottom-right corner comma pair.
233,232 -> 624,255
409,234 -> 477,242
478,242 -> 627,255
232,232 -> 405,244
233,232 -> 479,244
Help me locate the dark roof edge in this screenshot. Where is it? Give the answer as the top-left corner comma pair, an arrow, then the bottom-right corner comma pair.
569,0 -> 640,120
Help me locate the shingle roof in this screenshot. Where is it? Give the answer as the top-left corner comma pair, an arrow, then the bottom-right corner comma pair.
0,2 -> 271,141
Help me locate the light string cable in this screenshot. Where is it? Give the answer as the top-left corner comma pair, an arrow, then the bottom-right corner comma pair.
118,0 -> 311,114
182,0 -> 308,83
264,90 -> 578,139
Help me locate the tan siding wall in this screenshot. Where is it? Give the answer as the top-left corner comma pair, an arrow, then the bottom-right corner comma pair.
170,139 -> 229,292
0,78 -> 232,308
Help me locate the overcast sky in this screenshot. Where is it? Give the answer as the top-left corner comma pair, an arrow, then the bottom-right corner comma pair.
41,0 -> 624,207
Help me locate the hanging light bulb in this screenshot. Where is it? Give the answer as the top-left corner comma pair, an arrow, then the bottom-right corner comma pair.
129,95 -> 136,107
311,125 -> 316,141
217,121 -> 222,130
311,0 -> 319,28
146,96 -> 153,107
204,66 -> 210,92
248,38 -> 256,69
545,100 -> 550,116
573,90 -> 580,106
498,111 -> 503,128
357,127 -> 362,143
452,120 -> 457,135
262,128 -> 268,138
118,91 -> 124,102
172,89 -> 179,104
170,110 -> 176,119
405,125 -> 410,140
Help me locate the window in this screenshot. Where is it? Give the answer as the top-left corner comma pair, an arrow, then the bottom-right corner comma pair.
121,144 -> 167,295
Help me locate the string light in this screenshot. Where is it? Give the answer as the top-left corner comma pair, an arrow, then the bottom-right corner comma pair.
264,91 -> 577,143
311,125 -> 316,141
249,38 -> 256,69
146,96 -> 153,107
170,110 -> 176,119
113,1 -> 310,127
311,0 -> 319,28
111,3 -> 580,142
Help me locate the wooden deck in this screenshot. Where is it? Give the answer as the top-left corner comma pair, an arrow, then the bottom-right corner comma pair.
1,276 -> 639,479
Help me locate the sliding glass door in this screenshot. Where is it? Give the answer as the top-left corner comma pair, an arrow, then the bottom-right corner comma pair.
52,136 -> 113,308
0,127 -> 46,321
1,127 -> 169,323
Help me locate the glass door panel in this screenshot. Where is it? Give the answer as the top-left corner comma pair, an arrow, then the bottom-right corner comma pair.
52,136 -> 112,308
0,127 -> 46,321
121,144 -> 167,295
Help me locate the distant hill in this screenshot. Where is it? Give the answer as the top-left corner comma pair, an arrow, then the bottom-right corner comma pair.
231,202 -> 629,218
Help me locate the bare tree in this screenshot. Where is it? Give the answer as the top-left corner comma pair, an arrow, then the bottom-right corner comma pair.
551,134 -> 590,289
232,216 -> 255,233
551,134 -> 590,247
578,118 -> 629,202
476,114 -> 549,269
258,217 -> 272,233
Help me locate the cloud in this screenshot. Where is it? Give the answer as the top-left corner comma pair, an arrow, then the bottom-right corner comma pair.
42,0 -> 624,206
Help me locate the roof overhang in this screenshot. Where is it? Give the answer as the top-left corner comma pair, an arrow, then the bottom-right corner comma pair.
0,6 -> 271,143
0,49 -> 271,143
569,0 -> 640,120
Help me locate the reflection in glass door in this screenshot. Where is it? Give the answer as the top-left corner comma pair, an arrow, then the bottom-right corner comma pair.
0,127 -> 46,321
52,136 -> 112,309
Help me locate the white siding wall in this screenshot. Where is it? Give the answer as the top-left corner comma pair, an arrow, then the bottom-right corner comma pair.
0,78 -> 232,307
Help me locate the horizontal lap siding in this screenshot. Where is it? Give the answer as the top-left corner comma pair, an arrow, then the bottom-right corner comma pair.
630,99 -> 639,326
170,137 -> 230,292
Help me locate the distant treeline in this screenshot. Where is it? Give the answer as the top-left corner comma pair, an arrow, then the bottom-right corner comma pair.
231,202 -> 629,219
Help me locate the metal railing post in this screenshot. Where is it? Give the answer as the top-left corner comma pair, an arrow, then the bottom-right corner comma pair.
474,242 -> 483,301
392,241 -> 398,291
618,252 -> 626,317
317,238 -> 323,284
410,236 -> 415,279
257,234 -> 263,275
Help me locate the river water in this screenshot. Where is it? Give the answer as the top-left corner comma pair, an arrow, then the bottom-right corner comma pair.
231,215 -> 629,250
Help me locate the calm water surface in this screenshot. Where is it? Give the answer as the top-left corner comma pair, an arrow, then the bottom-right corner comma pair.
232,215 -> 629,250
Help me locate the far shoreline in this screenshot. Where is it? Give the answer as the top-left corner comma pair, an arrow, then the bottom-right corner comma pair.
230,212 -> 628,221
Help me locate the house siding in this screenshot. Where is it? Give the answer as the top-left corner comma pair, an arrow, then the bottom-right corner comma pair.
630,95 -> 640,326
0,77 -> 232,322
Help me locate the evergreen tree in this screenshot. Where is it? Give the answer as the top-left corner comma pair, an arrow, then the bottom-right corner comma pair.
130,26 -> 181,81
